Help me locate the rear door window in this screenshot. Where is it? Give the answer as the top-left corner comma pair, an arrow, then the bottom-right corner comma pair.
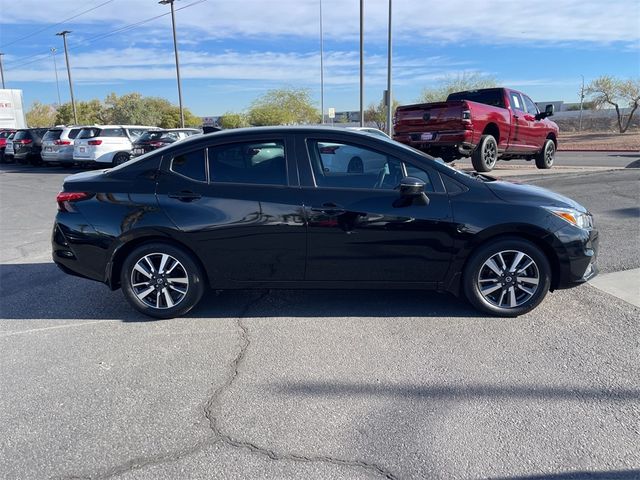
78,128 -> 100,139
171,149 -> 207,182
208,140 -> 287,185
509,92 -> 525,112
43,130 -> 63,141
101,128 -> 125,137
68,128 -> 81,139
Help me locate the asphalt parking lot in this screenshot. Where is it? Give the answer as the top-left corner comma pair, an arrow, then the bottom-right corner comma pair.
1,153 -> 639,480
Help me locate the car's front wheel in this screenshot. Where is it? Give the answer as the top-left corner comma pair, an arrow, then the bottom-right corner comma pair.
463,238 -> 551,317
121,242 -> 205,319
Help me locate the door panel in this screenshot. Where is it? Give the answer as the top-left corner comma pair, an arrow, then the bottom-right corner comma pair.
303,188 -> 454,282
156,140 -> 306,284
506,91 -> 534,153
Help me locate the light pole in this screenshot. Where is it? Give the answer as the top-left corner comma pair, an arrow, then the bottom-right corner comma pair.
0,53 -> 6,89
51,47 -> 62,106
359,0 -> 364,127
386,0 -> 392,136
56,30 -> 78,124
319,0 -> 324,124
579,75 -> 585,132
159,0 -> 185,128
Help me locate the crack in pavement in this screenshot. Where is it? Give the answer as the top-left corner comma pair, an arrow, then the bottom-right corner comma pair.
57,291 -> 398,480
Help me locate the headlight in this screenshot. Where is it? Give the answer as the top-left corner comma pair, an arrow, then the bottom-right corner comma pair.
544,206 -> 593,230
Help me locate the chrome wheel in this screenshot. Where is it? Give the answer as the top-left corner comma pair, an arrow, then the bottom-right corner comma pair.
477,250 -> 540,309
130,253 -> 189,310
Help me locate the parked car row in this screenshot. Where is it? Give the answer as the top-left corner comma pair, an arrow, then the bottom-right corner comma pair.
0,126 -> 201,168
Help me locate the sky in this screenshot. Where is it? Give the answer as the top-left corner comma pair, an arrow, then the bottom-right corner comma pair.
0,0 -> 638,117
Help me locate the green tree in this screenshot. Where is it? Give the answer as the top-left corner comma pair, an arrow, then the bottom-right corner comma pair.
26,101 -> 57,127
218,112 -> 249,129
55,99 -> 106,125
585,76 -> 640,133
248,87 -> 320,126
364,98 -> 400,132
418,72 -> 498,103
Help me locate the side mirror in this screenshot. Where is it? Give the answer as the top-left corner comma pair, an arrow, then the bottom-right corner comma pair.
396,176 -> 429,206
544,104 -> 554,117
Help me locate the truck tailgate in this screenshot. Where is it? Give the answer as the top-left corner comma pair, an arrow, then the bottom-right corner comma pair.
395,101 -> 465,133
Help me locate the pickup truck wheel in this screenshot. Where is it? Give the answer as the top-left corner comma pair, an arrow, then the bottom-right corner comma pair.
471,135 -> 498,172
535,139 -> 555,169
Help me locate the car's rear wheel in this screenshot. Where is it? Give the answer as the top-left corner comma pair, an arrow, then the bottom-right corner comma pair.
463,238 -> 551,317
112,152 -> 130,167
121,243 -> 205,319
471,134 -> 498,172
535,139 -> 555,169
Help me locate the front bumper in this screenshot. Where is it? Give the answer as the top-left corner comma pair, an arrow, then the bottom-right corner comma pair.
554,224 -> 599,289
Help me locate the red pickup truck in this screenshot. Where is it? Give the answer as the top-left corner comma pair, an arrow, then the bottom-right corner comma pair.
393,88 -> 558,172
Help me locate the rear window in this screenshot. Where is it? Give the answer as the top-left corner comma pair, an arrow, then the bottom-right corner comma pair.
171,149 -> 207,182
0,131 -> 13,139
101,128 -> 125,137
13,131 -> 31,140
43,130 -> 63,141
78,128 -> 100,139
447,89 -> 505,108
68,128 -> 81,139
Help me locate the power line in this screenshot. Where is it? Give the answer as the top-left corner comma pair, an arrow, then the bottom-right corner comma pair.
6,0 -> 206,69
0,0 -> 116,49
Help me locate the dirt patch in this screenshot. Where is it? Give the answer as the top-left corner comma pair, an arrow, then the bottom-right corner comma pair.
558,131 -> 640,151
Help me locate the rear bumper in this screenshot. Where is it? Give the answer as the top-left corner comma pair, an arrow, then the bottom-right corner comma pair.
394,130 -> 476,157
52,217 -> 110,284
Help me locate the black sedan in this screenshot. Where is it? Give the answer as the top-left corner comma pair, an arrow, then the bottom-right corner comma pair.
131,128 -> 201,157
52,127 -> 598,319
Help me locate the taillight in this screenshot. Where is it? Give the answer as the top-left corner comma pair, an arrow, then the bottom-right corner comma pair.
88,139 -> 102,145
150,141 -> 164,147
16,139 -> 33,144
56,191 -> 92,213
54,139 -> 71,145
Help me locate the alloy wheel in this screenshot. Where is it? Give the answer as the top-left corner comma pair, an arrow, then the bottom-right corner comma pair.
483,140 -> 497,169
545,142 -> 555,166
130,253 -> 189,309
477,250 -> 540,309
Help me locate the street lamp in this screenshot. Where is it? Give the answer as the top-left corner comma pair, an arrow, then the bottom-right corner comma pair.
319,0 -> 324,124
386,0 -> 393,136
359,0 -> 364,127
56,30 -> 78,124
159,0 -> 185,128
0,52 -> 6,89
51,47 -> 62,106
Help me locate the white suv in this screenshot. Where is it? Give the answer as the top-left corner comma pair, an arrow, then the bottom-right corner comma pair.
73,125 -> 157,166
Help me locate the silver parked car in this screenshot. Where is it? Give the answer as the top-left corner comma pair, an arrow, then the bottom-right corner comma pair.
41,126 -> 86,166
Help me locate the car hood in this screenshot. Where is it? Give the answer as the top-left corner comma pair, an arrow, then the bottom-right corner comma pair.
486,179 -> 586,212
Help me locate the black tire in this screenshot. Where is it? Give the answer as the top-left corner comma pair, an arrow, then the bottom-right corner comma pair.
535,139 -> 555,169
463,237 -> 551,317
112,152 -> 130,167
120,242 -> 206,319
471,135 -> 498,172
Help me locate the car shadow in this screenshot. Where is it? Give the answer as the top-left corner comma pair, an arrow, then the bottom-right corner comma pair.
491,470 -> 640,480
0,163 -> 95,174
0,262 -> 482,321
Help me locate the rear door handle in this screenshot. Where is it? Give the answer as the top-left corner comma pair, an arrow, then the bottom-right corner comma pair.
168,191 -> 202,202
311,202 -> 346,216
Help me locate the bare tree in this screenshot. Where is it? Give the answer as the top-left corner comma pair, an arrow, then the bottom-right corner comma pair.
585,76 -> 640,133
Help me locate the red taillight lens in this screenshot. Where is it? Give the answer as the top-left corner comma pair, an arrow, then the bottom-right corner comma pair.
54,139 -> 71,145
56,192 -> 91,212
150,141 -> 164,147
88,139 -> 102,145
16,139 -> 33,144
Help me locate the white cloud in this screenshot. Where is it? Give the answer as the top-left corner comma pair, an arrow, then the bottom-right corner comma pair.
1,0 -> 638,46
6,47 -> 473,88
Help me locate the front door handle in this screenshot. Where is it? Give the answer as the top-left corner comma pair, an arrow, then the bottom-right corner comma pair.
168,191 -> 202,202
311,202 -> 346,216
